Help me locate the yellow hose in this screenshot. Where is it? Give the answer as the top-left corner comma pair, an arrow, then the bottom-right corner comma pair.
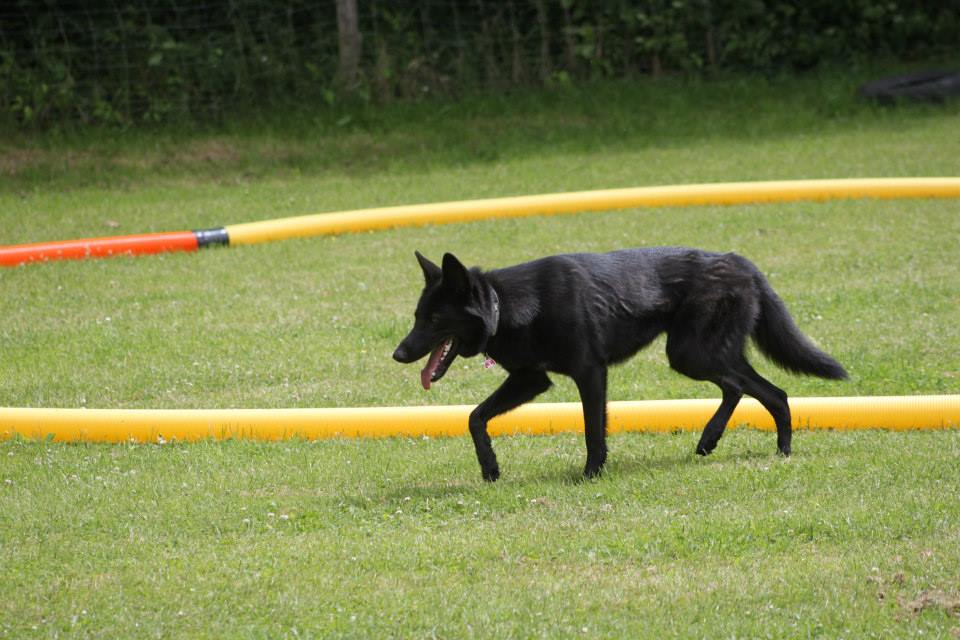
2,396 -> 957,443
225,178 -> 960,245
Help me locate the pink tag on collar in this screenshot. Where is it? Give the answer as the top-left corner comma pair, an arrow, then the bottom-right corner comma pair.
483,357 -> 496,369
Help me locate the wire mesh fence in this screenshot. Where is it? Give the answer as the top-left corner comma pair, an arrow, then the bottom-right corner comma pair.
2,0 -> 957,127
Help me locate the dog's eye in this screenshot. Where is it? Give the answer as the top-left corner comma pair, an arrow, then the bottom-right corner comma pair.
429,314 -> 441,325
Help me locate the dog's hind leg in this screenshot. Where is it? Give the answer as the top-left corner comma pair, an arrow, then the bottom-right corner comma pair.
666,328 -> 746,456
695,381 -> 743,456
733,361 -> 792,456
469,370 -> 552,481
573,367 -> 608,478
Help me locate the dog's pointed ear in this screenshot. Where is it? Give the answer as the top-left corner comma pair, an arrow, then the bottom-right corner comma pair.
441,252 -> 470,294
415,250 -> 441,283
466,283 -> 500,338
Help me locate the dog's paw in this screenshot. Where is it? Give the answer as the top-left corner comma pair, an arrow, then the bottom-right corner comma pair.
695,441 -> 716,456
583,464 -> 604,479
481,465 -> 500,482
777,445 -> 791,457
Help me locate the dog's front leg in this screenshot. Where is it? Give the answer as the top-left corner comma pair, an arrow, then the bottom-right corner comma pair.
468,370 -> 552,481
574,367 -> 608,478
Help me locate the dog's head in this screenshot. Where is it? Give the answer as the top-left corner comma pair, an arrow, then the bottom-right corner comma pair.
393,251 -> 499,390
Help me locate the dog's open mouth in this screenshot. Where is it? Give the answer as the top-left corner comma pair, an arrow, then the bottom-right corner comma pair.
421,337 -> 457,390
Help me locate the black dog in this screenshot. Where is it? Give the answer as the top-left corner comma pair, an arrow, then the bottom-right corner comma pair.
393,248 -> 846,481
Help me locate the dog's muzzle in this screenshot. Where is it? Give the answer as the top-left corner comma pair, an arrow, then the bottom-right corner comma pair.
392,344 -> 415,363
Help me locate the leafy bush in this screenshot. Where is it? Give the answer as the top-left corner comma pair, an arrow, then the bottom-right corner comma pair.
1,0 -> 956,128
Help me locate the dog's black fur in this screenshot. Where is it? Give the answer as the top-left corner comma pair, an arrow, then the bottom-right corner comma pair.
393,248 -> 847,481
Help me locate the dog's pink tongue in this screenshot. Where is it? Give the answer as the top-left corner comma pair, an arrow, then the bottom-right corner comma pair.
420,343 -> 446,390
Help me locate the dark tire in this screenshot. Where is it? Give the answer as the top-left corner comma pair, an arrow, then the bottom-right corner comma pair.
858,70 -> 960,104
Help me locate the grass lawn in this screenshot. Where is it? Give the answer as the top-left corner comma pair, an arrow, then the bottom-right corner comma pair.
2,71 -> 959,637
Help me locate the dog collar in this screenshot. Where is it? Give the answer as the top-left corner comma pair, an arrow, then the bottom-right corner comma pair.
490,287 -> 500,336
483,289 -> 499,367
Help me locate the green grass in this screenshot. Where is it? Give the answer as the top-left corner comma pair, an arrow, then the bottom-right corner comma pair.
1,71 -> 959,637
2,432 -> 959,638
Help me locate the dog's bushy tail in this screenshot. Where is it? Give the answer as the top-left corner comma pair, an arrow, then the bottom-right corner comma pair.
752,277 -> 848,380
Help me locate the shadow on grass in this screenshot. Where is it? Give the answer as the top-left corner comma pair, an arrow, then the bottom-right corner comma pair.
4,68 -> 959,192
372,440 -> 783,502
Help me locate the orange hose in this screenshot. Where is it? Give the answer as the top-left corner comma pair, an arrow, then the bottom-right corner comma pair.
0,231 -> 200,266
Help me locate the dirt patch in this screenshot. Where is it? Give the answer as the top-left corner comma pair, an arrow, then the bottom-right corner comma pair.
899,589 -> 960,617
869,568 -> 960,618
0,148 -> 46,176
109,138 -> 244,172
0,147 -> 96,176
0,149 -> 43,176
173,138 -> 242,165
